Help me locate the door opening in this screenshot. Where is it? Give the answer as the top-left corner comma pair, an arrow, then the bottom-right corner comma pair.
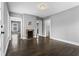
11,21 -> 21,47
46,19 -> 51,39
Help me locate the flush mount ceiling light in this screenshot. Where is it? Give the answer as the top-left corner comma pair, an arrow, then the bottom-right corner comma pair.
38,3 -> 48,11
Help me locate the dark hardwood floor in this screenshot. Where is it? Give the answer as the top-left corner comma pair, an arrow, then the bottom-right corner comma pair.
6,36 -> 79,56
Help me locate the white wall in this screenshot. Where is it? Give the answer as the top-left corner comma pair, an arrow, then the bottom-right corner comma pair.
49,6 -> 79,45
2,2 -> 10,55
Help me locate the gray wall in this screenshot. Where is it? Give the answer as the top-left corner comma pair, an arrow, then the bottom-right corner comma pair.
49,6 -> 79,44
2,2 -> 10,55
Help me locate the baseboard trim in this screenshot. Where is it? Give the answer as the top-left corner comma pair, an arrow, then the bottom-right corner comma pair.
21,37 -> 27,39
41,35 -> 46,37
50,37 -> 79,46
39,35 -> 79,46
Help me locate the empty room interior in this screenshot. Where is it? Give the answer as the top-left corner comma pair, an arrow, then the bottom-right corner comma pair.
1,2 -> 79,56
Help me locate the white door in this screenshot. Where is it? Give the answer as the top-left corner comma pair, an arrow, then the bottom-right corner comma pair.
0,19 -> 1,56
0,7 -> 4,56
0,2 -> 4,56
0,2 -> 2,56
0,19 -> 4,56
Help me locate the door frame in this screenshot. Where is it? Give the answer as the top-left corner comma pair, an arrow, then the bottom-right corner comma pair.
11,21 -> 21,33
11,21 -> 21,39
45,19 -> 51,38
10,17 -> 22,40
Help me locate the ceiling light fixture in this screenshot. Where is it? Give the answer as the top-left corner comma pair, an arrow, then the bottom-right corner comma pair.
38,3 -> 48,11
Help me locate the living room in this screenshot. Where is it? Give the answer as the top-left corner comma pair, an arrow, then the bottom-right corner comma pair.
1,2 -> 79,56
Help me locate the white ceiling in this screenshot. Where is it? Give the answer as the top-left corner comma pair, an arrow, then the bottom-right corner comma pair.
7,2 -> 79,18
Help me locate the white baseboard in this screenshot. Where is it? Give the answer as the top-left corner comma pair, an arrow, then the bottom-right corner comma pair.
40,35 -> 46,37
21,37 -> 27,39
50,36 -> 79,46
41,35 -> 79,46
34,35 -> 36,38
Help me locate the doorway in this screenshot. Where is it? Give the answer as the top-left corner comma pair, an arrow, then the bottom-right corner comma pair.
11,21 -> 21,46
11,21 -> 21,35
46,19 -> 51,39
